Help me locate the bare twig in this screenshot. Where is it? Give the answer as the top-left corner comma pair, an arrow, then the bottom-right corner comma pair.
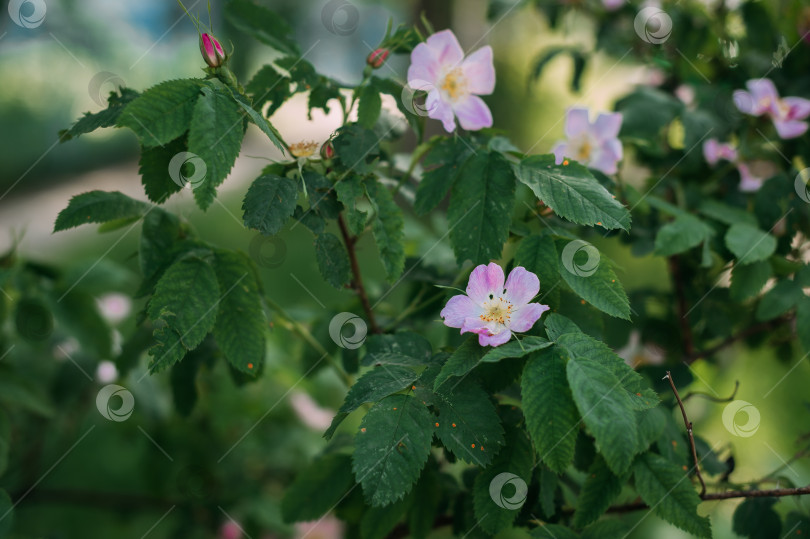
665,370 -> 707,496
683,380 -> 739,403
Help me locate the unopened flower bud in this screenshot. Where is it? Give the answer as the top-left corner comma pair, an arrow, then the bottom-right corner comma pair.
200,33 -> 227,68
320,140 -> 335,160
367,48 -> 390,69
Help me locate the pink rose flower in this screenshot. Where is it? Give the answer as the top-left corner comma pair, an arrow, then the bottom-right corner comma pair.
406,29 -> 495,132
734,78 -> 810,139
703,139 -> 738,166
440,263 -> 550,347
737,160 -> 778,193
552,107 -> 624,175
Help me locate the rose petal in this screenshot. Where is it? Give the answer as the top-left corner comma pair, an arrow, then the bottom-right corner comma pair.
426,29 -> 464,67
592,112 -> 623,140
426,89 -> 457,132
408,42 -> 441,85
466,263 -> 505,305
453,95 -> 493,131
565,107 -> 591,138
504,266 -> 540,306
589,138 -> 622,175
441,295 -> 481,328
773,119 -> 809,139
552,141 -> 568,165
733,90 -> 758,115
461,46 -> 495,95
703,139 -> 720,166
738,163 -> 763,192
461,316 -> 491,335
509,303 -> 550,333
478,330 -> 512,347
784,97 -> 810,121
747,78 -> 779,105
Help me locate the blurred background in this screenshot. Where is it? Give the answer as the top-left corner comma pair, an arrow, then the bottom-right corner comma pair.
0,0 -> 807,537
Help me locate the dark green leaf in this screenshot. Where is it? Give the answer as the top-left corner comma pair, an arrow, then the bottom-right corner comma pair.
655,215 -> 714,256
282,453 -> 354,522
139,137 -> 186,203
358,85 -> 382,128
0,489 -> 13,538
246,64 -> 291,116
59,87 -> 140,141
481,336 -> 552,363
54,191 -> 150,232
366,180 -> 405,282
573,455 -> 623,528
433,337 -> 486,390
361,497 -> 410,539
315,233 -> 351,289
414,137 -> 473,215
334,174 -> 367,235
407,464 -> 441,539
117,79 -> 203,147
225,0 -> 300,56
557,242 -> 630,320
730,260 -> 772,301
515,235 -> 561,311
242,174 -> 298,236
333,125 -> 380,174
543,313 -> 582,340
227,89 -> 286,153
362,332 -> 432,367
518,155 -> 630,231
698,200 -> 757,227
448,150 -> 516,265
755,280 -> 800,321
0,410 -> 9,476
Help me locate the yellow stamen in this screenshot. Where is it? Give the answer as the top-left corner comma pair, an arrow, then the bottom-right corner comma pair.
441,67 -> 467,101
289,140 -> 319,158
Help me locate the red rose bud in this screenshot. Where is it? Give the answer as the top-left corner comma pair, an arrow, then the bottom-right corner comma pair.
200,33 -> 227,68
320,139 -> 335,160
367,48 -> 390,69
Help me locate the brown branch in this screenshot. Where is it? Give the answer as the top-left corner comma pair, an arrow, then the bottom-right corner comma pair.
669,256 -> 695,359
665,371 -> 707,496
337,214 -> 381,334
603,486 -> 810,514
687,317 -> 791,363
683,380 -> 739,403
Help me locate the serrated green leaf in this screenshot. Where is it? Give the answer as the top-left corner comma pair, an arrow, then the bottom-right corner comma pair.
632,452 -> 712,538
139,137 -> 186,203
434,337 -> 486,390
472,425 -> 534,535
352,395 -> 434,506
366,180 -> 405,282
315,233 -> 351,289
54,191 -> 151,232
139,208 -> 185,290
566,357 -> 638,475
414,137 -> 473,215
573,455 -> 623,528
434,379 -> 504,466
282,453 -> 354,522
212,250 -> 266,374
225,0 -> 300,56
147,256 -> 220,353
59,87 -> 140,141
334,175 -> 367,235
544,313 -> 582,340
725,223 -> 777,265
333,125 -> 380,174
557,242 -> 630,320
362,332 -> 433,367
188,85 -> 245,210
730,260 -> 772,301
518,154 -> 630,230
147,318 -> 187,373
117,79 -> 203,147
358,85 -> 382,128
246,64 -> 292,117
522,346 -> 579,473
242,174 -> 298,236
480,336 -> 552,363
372,76 -> 424,140
655,214 -> 714,256
756,280 -> 800,321
448,150 -> 516,265
227,89 -> 286,153
304,171 -> 341,219
515,235 -> 561,311
557,332 -> 658,411
325,365 -> 419,440
635,406 -> 667,455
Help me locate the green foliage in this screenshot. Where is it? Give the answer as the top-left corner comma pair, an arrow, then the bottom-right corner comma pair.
414,137 -> 473,215
518,155 -> 630,230
732,498 -> 782,539
225,0 -> 300,56
117,79 -> 203,147
730,260 -> 772,301
515,234 -> 561,311
333,125 -> 380,174
573,456 -> 623,528
655,214 -> 714,256
725,223 -> 777,265
522,346 -> 579,473
139,137 -> 186,203
755,280 -> 800,321
357,85 -> 382,129
633,452 -> 712,537
335,174 -> 368,235
480,336 -> 552,363
366,180 -> 405,282
315,233 -> 351,289
362,332 -> 432,367
557,243 -> 631,320
433,337 -> 486,390
59,87 -> 140,141
448,150 -> 516,265
352,395 -> 434,506
0,411 -> 9,477
281,453 -> 354,522
242,174 -> 299,236
53,191 -> 150,232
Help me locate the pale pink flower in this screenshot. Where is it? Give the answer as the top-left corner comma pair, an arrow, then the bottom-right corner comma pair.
294,516 -> 344,539
96,293 -> 132,325
703,139 -> 738,166
734,78 -> 810,139
737,160 -> 778,193
218,521 -> 243,539
95,361 -> 119,384
441,263 -> 550,347
552,107 -> 624,175
289,391 -> 335,431
407,29 -> 495,132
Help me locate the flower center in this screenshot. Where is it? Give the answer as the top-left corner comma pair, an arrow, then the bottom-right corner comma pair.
441,67 -> 467,101
289,140 -> 319,158
576,139 -> 593,161
480,296 -> 513,327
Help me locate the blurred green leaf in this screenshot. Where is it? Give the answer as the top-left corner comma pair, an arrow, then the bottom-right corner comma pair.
725,224 -> 777,265
282,453 -> 354,522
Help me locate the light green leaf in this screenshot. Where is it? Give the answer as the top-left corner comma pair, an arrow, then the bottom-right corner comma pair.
756,280 -> 800,321
518,154 -> 630,231
242,174 -> 298,236
54,191 -> 150,232
698,200 -> 757,227
655,214 -> 714,256
281,453 -> 354,522
730,260 -> 772,301
522,346 -> 579,473
633,452 -> 712,537
315,233 -> 351,289
725,223 -> 777,265
188,84 -> 245,210
228,89 -> 286,153
543,313 -> 582,340
448,150 -> 516,265
557,241 -> 631,320
352,395 -> 434,506
117,79 -> 203,147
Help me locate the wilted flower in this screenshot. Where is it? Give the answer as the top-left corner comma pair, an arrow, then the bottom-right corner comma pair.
552,107 -> 624,175
734,78 -> 810,139
441,263 -> 550,347
703,139 -> 738,166
200,33 -> 227,68
367,48 -> 390,69
407,29 -> 495,132
289,141 -> 320,159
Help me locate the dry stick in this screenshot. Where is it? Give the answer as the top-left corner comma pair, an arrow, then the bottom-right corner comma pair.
665,370 -> 707,496
337,214 -> 381,334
